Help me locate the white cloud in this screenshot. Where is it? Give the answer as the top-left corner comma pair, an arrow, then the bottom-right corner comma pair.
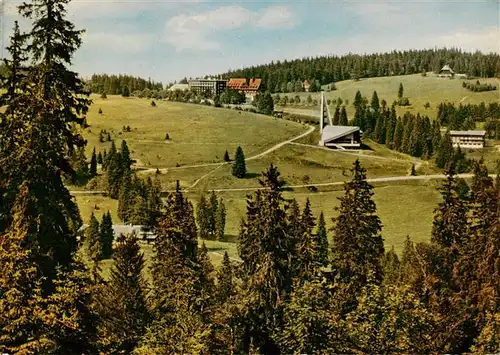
81,32 -> 156,54
256,6 -> 297,29
164,5 -> 297,52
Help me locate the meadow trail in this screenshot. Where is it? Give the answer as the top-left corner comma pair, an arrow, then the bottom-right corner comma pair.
135,124 -> 315,175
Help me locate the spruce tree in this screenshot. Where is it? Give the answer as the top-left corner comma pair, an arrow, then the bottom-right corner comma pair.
398,82 -> 404,99
353,90 -> 363,108
97,151 -> 103,165
216,252 -> 234,303
96,233 -> 150,353
120,139 -> 132,172
196,194 -> 210,239
295,198 -> 319,280
215,198 -> 226,241
208,190 -> 219,236
257,92 -> 274,115
393,119 -> 404,151
223,150 -> 230,162
381,246 -> 401,285
86,213 -> 101,277
0,1 -> 98,350
237,164 -> 291,353
339,106 -> 348,125
100,211 -> 114,259
333,106 -> 340,125
232,146 -> 246,178
435,131 -> 454,169
371,91 -> 380,111
90,147 -> 97,177
316,212 -> 329,267
331,160 -> 384,287
432,164 -> 468,249
118,171 -> 132,222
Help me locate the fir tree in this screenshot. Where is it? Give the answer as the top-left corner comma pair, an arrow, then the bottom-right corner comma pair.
257,92 -> 274,115
393,119 -> 404,151
371,91 -> 380,111
208,190 -> 219,237
0,0 -> 98,350
381,246 -> 401,285
100,211 -> 114,259
331,160 -> 384,287
215,198 -> 226,241
216,252 -> 234,303
232,146 -> 246,178
333,106 -> 340,125
339,106 -> 348,125
90,147 -> 97,177
237,164 -> 291,353
196,194 -> 210,239
97,151 -> 103,165
118,171 -> 132,222
316,212 -> 329,267
120,139 -> 132,172
398,82 -> 404,99
432,164 -> 468,249
295,198 -> 319,280
353,90 -> 363,107
435,131 -> 454,169
223,150 -> 230,162
86,213 -> 101,277
122,85 -> 130,97
96,234 -> 150,353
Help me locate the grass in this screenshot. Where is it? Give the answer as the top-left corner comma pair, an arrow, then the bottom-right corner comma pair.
83,179 -> 443,282
74,194 -> 119,223
277,74 -> 500,121
84,95 -> 305,168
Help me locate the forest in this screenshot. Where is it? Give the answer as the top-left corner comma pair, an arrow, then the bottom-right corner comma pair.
218,49 -> 500,93
0,1 -> 499,354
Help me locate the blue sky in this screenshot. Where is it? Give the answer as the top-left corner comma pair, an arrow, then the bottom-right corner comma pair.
3,0 -> 499,83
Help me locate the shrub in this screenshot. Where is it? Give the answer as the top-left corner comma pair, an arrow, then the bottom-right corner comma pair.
98,108 -> 103,114
100,92 -> 107,99
151,100 -> 156,107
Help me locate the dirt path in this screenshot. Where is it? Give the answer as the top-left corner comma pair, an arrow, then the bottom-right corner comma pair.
136,125 -> 315,175
459,95 -> 469,103
289,142 -> 423,171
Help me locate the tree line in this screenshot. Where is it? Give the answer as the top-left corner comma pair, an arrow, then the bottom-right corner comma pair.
463,80 -> 498,92
437,101 -> 500,130
89,74 -> 163,95
218,48 -> 500,93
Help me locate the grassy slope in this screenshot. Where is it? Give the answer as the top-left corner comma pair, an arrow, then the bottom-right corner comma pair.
84,95 -> 305,168
278,74 -> 500,120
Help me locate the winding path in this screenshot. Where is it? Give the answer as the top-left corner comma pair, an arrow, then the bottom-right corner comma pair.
136,125 -> 315,175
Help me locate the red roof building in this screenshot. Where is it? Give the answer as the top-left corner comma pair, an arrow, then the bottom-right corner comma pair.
227,78 -> 262,93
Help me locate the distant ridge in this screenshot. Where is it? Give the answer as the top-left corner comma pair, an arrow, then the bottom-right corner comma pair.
216,48 -> 499,93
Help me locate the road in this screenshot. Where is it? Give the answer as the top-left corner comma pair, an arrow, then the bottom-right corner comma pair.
69,172 -> 485,195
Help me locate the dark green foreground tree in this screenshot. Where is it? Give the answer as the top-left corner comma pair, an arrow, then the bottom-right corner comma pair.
232,146 -> 246,178
0,0 -> 98,352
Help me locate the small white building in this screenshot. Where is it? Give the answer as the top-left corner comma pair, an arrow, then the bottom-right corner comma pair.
78,224 -> 156,242
449,130 -> 486,149
318,92 -> 361,149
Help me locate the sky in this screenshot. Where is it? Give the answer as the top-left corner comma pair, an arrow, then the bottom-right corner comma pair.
1,0 -> 499,83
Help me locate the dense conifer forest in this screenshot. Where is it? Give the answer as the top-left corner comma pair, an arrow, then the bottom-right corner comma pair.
0,1 -> 499,354
219,49 -> 500,92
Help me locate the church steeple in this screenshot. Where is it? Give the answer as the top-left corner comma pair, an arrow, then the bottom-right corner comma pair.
320,91 -> 332,133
